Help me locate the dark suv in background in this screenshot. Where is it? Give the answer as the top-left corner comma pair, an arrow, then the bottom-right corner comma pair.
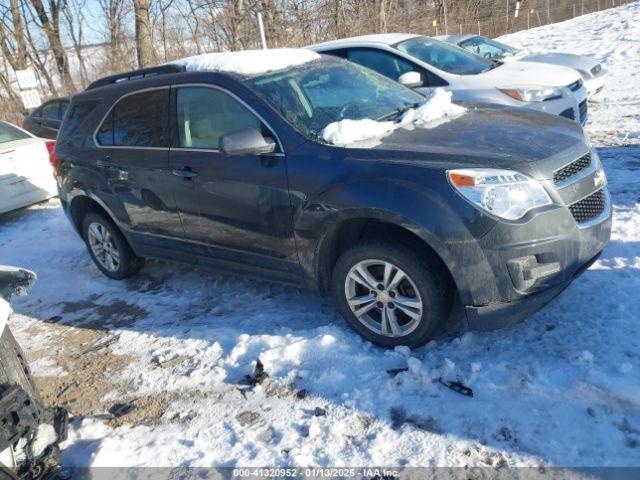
22,97 -> 69,139
54,50 -> 611,348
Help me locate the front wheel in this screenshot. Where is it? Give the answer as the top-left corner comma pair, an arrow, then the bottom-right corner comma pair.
82,212 -> 144,280
332,241 -> 451,348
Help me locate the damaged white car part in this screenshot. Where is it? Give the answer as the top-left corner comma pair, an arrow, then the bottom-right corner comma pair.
0,266 -> 68,479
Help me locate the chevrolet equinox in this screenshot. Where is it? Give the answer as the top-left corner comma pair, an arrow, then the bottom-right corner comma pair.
54,49 -> 611,348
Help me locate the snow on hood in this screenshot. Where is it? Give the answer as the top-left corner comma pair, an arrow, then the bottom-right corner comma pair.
479,60 -> 580,87
321,119 -> 396,146
0,298 -> 10,336
401,88 -> 467,125
170,48 -> 321,76
321,88 -> 466,146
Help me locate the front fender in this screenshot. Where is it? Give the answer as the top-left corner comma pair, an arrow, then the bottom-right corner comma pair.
293,175 -> 497,305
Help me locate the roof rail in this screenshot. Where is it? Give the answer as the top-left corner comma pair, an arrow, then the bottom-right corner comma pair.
86,64 -> 185,91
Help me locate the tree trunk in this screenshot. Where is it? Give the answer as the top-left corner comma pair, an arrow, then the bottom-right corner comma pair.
133,0 -> 156,68
10,0 -> 29,69
29,0 -> 75,93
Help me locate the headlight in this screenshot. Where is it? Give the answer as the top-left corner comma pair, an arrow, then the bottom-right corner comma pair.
447,168 -> 552,220
499,87 -> 563,102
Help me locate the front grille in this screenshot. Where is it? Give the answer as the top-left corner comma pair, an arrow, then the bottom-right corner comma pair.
567,79 -> 583,92
591,64 -> 602,76
559,108 -> 575,120
579,100 -> 588,123
579,100 -> 589,123
553,152 -> 591,184
569,189 -> 606,224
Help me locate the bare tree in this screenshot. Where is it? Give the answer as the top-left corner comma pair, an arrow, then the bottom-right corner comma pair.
29,0 -> 75,92
0,0 -> 30,70
62,0 -> 90,87
99,0 -> 128,61
133,0 -> 156,67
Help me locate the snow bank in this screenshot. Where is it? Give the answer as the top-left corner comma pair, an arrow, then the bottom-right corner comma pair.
0,298 -> 9,336
171,48 -> 321,76
321,88 -> 466,146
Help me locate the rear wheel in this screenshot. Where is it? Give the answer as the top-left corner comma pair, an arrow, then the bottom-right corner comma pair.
82,212 -> 144,279
332,241 -> 451,348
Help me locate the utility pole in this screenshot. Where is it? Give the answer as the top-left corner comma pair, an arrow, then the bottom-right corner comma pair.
442,0 -> 449,35
506,0 -> 509,34
257,12 -> 267,49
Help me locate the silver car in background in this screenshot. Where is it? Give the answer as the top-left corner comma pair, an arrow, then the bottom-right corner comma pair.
309,34 -> 589,125
438,34 -> 608,95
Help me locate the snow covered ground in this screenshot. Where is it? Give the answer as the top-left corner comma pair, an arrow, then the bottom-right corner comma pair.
500,2 -> 640,146
2,2 -> 640,471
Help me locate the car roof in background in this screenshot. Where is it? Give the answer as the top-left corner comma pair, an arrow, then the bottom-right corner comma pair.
309,33 -> 421,49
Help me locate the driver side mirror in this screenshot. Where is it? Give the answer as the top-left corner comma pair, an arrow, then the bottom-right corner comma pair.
219,128 -> 277,156
398,71 -> 423,88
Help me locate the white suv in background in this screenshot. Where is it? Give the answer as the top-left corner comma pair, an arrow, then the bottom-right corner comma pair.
309,33 -> 589,125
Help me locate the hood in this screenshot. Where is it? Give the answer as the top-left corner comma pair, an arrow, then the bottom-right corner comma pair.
0,266 -> 36,336
519,52 -> 600,72
350,104 -> 588,180
472,60 -> 581,88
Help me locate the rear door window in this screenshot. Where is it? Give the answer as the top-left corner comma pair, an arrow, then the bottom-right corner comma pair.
175,87 -> 261,150
97,89 -> 169,148
345,48 -> 417,82
40,102 -> 59,120
58,100 -> 70,120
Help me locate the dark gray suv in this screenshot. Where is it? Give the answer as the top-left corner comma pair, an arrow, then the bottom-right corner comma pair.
54,51 -> 611,348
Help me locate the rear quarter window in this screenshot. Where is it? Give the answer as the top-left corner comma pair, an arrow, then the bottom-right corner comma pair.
57,100 -> 99,147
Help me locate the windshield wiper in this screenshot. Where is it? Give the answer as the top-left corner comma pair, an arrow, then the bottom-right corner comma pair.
376,102 -> 422,122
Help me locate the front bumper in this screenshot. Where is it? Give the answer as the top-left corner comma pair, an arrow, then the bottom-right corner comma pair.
453,183 -> 611,331
465,251 -> 601,330
584,70 -> 608,96
517,91 -> 587,125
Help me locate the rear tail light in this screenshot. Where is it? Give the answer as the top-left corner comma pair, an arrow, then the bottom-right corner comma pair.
45,140 -> 58,176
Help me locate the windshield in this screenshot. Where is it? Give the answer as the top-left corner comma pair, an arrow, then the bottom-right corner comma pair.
458,36 -> 520,60
0,122 -> 30,144
245,57 -> 425,140
394,36 -> 494,75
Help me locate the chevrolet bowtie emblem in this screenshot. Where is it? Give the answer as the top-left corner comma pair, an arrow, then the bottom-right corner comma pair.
594,169 -> 607,188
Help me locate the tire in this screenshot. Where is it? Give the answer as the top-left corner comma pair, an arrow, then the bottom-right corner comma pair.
82,212 -> 144,280
332,240 -> 452,349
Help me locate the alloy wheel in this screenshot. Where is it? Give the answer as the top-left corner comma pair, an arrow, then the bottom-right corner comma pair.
344,259 -> 424,337
87,222 -> 120,272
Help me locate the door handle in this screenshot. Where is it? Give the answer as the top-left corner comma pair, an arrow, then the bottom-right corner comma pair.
172,167 -> 198,179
